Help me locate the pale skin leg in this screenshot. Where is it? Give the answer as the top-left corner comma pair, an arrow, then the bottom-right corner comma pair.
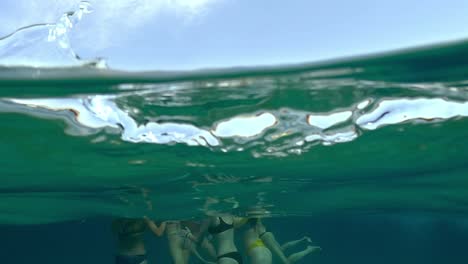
182,235 -> 216,264
255,218 -> 320,264
260,232 -> 291,264
287,245 -> 321,263
281,236 -> 312,251
167,235 -> 187,264
261,232 -> 321,264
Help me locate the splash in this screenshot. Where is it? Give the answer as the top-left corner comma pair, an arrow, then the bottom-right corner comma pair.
0,1 -> 105,68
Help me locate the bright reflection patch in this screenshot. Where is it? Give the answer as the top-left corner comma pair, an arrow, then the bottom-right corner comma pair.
213,112 -> 277,138
8,96 -> 220,147
307,111 -> 352,129
357,98 -> 468,130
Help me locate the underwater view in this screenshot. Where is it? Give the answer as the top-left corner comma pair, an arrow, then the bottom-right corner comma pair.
1,1 -> 468,263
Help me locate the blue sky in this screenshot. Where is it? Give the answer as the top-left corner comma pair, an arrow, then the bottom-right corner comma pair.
0,0 -> 467,70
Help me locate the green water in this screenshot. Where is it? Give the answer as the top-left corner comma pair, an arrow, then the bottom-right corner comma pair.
0,40 -> 468,224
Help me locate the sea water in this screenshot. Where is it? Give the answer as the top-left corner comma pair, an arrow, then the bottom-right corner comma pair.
1,2 -> 468,264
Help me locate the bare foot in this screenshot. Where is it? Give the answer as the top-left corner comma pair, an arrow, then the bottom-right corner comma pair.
307,245 -> 322,252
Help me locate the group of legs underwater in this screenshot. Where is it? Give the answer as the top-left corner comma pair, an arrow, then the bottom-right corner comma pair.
113,215 -> 321,264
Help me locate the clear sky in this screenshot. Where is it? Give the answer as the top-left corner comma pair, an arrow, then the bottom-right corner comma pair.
0,0 -> 467,70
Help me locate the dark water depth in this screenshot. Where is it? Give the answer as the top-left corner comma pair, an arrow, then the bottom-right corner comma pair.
2,214 -> 468,263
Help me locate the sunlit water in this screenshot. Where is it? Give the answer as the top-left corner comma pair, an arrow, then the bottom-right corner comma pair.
1,2 -> 468,264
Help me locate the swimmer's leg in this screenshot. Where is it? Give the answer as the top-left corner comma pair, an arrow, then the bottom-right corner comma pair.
260,232 -> 290,264
287,246 -> 321,263
281,236 -> 312,251
168,236 -> 186,264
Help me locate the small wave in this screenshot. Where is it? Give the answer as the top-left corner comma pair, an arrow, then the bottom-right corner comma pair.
3,93 -> 467,157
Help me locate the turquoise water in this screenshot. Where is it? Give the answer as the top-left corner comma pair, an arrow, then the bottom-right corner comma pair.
1,39 -> 468,225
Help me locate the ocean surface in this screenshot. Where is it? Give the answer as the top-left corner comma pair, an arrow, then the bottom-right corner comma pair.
1,3 -> 468,263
